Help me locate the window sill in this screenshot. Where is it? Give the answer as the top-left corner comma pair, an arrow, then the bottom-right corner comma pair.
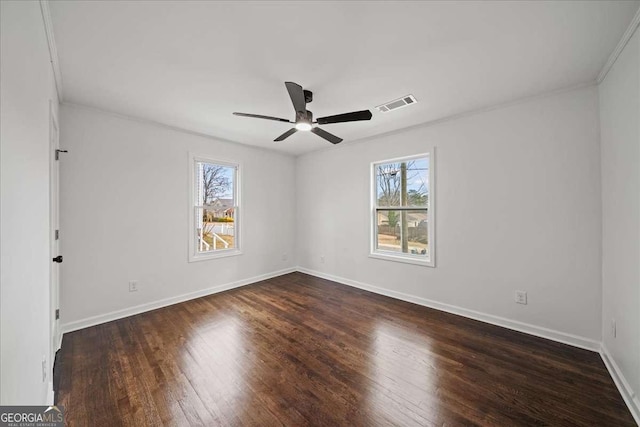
369,252 -> 434,267
189,249 -> 242,263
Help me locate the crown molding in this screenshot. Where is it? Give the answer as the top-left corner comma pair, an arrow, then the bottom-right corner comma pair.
61,101 -> 296,158
39,0 -> 64,101
597,5 -> 640,84
299,80 -> 597,158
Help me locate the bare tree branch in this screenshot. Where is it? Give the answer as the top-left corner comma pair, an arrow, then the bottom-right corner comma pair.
202,164 -> 231,205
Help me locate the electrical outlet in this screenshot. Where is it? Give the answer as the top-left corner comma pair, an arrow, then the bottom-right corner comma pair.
320,255 -> 325,264
129,280 -> 138,292
42,357 -> 47,382
611,319 -> 616,338
515,290 -> 527,305
282,253 -> 288,261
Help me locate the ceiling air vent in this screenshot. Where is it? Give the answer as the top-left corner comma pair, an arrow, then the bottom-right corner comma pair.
376,95 -> 417,113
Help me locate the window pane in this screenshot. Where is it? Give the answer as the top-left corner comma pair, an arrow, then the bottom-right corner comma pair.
193,160 -> 237,254
196,207 -> 236,253
195,162 -> 235,207
376,157 -> 429,207
376,209 -> 429,256
376,162 -> 402,207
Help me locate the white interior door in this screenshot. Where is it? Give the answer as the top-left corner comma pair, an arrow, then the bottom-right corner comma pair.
49,102 -> 61,362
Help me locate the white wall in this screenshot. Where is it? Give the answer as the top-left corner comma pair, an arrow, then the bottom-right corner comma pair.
0,1 -> 59,404
296,86 -> 602,345
59,106 -> 296,327
599,29 -> 640,418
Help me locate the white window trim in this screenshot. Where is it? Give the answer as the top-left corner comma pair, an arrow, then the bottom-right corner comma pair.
188,153 -> 242,262
369,149 -> 435,267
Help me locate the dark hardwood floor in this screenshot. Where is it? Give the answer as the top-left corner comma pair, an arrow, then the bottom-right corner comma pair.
57,272 -> 635,426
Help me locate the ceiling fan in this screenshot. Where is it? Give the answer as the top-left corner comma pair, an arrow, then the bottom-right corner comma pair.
233,82 -> 372,144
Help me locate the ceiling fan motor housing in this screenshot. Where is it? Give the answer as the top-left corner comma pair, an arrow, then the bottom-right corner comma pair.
296,110 -> 313,124
304,90 -> 313,104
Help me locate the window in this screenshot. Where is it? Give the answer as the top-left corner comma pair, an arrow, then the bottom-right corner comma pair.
371,151 -> 434,266
189,155 -> 240,262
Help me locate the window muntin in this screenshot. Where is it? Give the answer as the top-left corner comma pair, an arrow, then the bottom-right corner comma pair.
190,156 -> 240,261
372,153 -> 434,266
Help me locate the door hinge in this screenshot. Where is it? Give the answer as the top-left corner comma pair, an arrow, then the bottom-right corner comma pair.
55,149 -> 68,161
55,229 -> 59,240
55,309 -> 59,320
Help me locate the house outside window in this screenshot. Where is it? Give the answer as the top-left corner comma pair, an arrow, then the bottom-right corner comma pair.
189,154 -> 240,262
371,150 -> 435,267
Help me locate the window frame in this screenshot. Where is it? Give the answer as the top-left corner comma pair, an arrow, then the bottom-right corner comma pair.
188,153 -> 242,262
369,150 -> 435,267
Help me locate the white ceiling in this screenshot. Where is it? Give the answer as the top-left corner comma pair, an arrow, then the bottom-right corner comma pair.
50,1 -> 639,156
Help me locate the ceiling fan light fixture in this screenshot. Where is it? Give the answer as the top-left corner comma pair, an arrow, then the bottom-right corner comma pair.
234,81 -> 371,144
295,122 -> 312,132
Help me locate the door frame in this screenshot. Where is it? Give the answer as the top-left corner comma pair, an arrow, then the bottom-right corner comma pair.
49,101 -> 61,361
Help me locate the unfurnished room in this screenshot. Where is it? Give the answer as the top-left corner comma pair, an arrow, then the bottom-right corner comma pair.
1,1 -> 640,426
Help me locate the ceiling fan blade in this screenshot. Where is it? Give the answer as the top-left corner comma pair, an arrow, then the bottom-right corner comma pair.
285,82 -> 307,114
311,127 -> 343,144
233,112 -> 292,123
316,110 -> 372,125
274,128 -> 298,142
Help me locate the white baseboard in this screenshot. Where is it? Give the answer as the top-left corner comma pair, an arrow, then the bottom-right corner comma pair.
61,266 -> 599,352
60,267 -> 296,334
296,267 -> 601,352
58,266 -> 637,423
299,267 -> 640,424
600,344 -> 640,425
60,265 -> 601,351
